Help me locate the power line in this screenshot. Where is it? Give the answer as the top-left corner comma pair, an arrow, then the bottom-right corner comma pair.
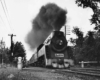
0,0 -> 13,33
0,14 -> 5,24
2,0 -> 13,32
0,14 -> 10,33
3,0 -> 14,33
3,0 -> 8,14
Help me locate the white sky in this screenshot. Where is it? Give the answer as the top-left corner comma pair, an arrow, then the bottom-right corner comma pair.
0,0 -> 94,60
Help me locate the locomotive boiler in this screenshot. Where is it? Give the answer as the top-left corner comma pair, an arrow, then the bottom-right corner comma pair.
29,31 -> 74,68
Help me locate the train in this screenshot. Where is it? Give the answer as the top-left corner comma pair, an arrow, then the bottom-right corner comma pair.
28,30 -> 74,68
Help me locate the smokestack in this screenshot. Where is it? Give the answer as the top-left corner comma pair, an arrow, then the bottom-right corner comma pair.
26,3 -> 67,49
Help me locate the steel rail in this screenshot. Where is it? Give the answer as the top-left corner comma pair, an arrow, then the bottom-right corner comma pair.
56,69 -> 100,77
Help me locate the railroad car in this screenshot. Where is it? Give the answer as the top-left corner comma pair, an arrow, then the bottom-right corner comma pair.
29,31 -> 74,68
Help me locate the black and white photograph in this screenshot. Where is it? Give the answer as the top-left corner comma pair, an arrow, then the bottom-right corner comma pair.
0,0 -> 100,80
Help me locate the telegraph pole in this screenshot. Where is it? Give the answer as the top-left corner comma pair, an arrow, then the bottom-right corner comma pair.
8,34 -> 16,56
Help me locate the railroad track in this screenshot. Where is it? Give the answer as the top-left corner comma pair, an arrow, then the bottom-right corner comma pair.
25,67 -> 100,77
55,68 -> 100,77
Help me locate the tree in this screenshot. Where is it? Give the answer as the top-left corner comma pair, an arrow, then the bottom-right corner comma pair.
76,0 -> 100,31
12,41 -> 26,66
70,38 -> 76,46
72,27 -> 84,47
72,28 -> 97,62
0,47 -> 11,64
3,48 -> 10,64
13,41 -> 26,57
72,1 -> 100,64
77,30 -> 100,62
87,31 -> 95,46
71,27 -> 84,63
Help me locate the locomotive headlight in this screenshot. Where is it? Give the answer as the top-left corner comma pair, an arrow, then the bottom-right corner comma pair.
59,40 -> 63,45
56,39 -> 63,45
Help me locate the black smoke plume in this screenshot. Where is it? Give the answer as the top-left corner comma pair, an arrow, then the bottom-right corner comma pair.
26,3 -> 67,49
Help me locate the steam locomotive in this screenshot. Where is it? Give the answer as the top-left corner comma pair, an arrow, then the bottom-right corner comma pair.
28,31 -> 74,68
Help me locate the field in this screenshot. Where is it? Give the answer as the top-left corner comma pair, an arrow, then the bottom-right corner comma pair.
0,67 -> 81,80
0,66 -> 100,80
0,67 -> 37,80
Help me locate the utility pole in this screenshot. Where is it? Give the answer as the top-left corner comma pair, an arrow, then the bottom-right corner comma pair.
8,34 -> 16,56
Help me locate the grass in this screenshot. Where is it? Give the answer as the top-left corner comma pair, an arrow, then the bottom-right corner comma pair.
0,67 -> 34,80
1,66 -> 100,80
0,71 -> 23,80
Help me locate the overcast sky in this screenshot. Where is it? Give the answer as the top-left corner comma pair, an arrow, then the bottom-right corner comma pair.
0,0 -> 94,60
